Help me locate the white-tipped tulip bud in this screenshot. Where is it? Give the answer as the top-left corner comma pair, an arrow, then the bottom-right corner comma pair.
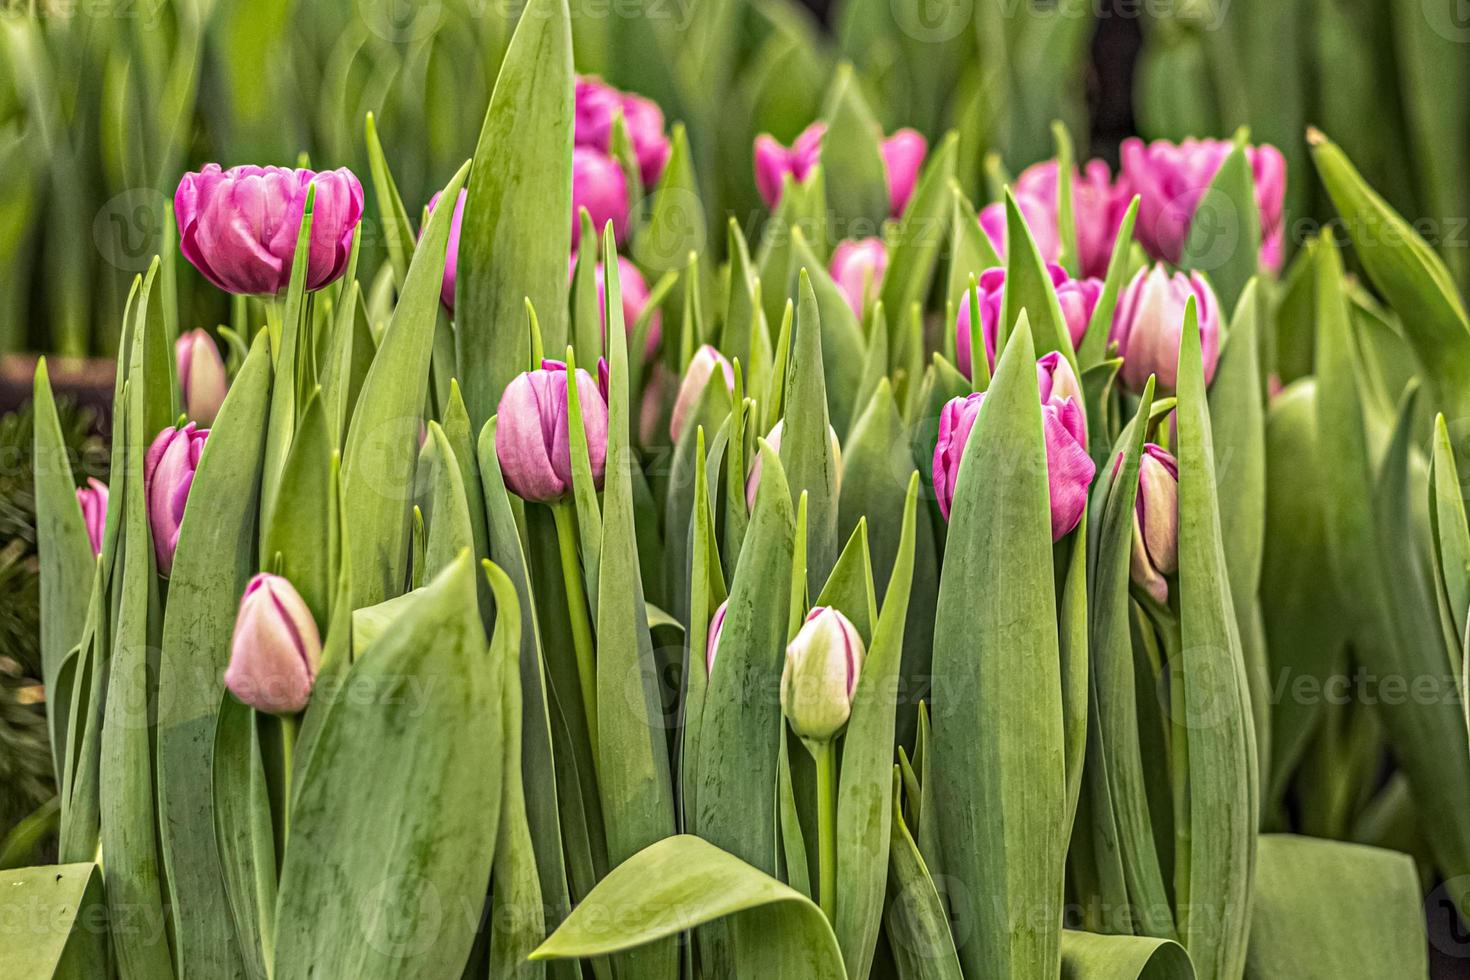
224,573 -> 322,714
670,345 -> 735,444
780,606 -> 864,742
705,599 -> 728,675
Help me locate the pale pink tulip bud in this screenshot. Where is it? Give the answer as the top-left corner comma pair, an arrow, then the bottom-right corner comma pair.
175,329 -> 229,425
829,238 -> 888,316
1129,444 -> 1179,604
1110,263 -> 1221,393
745,420 -> 843,512
669,345 -> 735,444
495,363 -> 609,503
225,573 -> 322,714
144,423 -> 209,577
76,478 -> 108,557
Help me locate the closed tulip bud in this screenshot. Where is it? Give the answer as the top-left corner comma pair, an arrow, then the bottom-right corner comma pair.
496,364 -> 608,503
76,478 -> 107,557
745,420 -> 843,512
1110,263 -> 1221,394
669,345 -> 735,443
932,388 -> 1094,540
1130,444 -> 1179,604
575,75 -> 671,188
1121,137 -> 1287,272
225,573 -> 322,715
572,147 -> 630,248
705,599 -> 728,675
829,238 -> 888,316
174,164 -> 363,295
144,423 -> 208,577
781,607 -> 864,742
425,189 -> 466,312
754,123 -> 826,210
955,265 -> 1097,379
175,329 -> 229,425
881,129 -> 927,217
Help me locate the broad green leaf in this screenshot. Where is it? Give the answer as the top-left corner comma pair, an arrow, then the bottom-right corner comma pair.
596,224 -> 678,979
1172,296 -> 1258,980
791,227 -> 866,436
1309,131 -> 1470,424
1060,930 -> 1196,979
946,183 -> 1002,316
835,475 -> 919,979
478,419 -> 575,944
365,111 -> 417,289
930,319 -> 1064,977
1430,414 -> 1470,654
1245,835 -> 1426,979
157,332 -> 272,980
101,367 -> 173,978
1207,280 -> 1270,792
31,359 -> 94,774
212,696 -> 277,980
1000,189 -> 1076,367
884,775 -> 963,980
533,835 -> 844,979
818,64 -> 889,233
458,0 -> 573,422
273,554 -> 501,980
343,161 -> 470,608
782,272 -> 840,592
757,169 -> 827,335
1079,197 -> 1140,369
1180,130 -> 1259,313
1079,379 -> 1173,940
1052,122 -> 1081,278
0,864 -> 107,979
697,439 -> 795,878
485,561 -> 548,980
681,427 -> 725,835
423,422 -> 473,579
815,521 -> 878,642
262,389 -> 333,624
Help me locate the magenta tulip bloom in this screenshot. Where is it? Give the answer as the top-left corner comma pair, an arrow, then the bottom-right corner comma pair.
983,160 -> 1133,278
496,363 -> 608,503
144,423 -> 208,577
1121,137 -> 1287,271
1110,263 -> 1221,393
670,345 -> 735,443
174,164 -> 363,295
1127,444 -> 1180,604
706,599 -> 728,675
76,478 -> 108,556
781,606 -> 864,742
425,189 -> 466,312
754,122 -> 826,210
932,387 -> 1093,540
175,329 -> 229,426
572,147 -> 630,249
225,573 -> 322,715
829,238 -> 888,316
1036,351 -> 1087,445
575,75 -> 671,188
881,129 -> 927,217
955,264 -> 1099,379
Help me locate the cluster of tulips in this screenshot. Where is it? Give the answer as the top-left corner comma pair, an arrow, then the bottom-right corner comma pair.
24,2 -> 1470,978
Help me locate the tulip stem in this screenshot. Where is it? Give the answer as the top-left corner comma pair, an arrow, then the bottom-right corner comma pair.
552,501 -> 599,761
813,737 -> 838,924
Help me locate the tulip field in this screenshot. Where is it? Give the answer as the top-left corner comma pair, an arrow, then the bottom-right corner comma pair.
6,0 -> 1470,977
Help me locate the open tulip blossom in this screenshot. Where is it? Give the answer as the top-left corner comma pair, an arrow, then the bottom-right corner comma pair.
755,122 -> 926,216
144,422 -> 208,577
224,573 -> 323,715
1110,263 -> 1221,393
575,75 -> 671,188
1122,136 -> 1287,271
572,147 -> 631,248
174,164 -> 363,294
980,158 -> 1133,278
